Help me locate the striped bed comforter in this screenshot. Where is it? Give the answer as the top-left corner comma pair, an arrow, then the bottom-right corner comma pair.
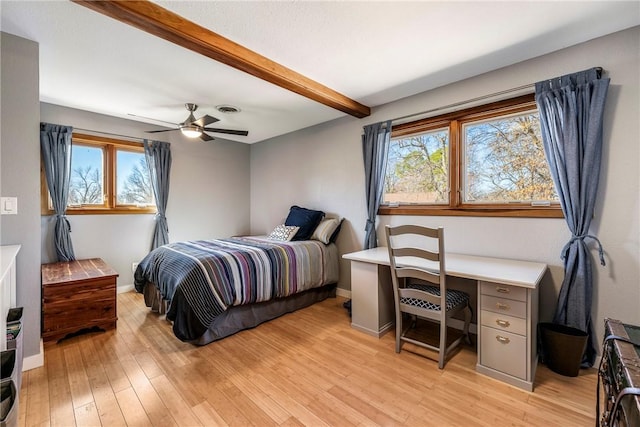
134,236 -> 339,331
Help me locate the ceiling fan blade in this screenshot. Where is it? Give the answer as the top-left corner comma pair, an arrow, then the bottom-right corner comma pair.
202,127 -> 249,136
144,129 -> 178,133
192,114 -> 219,127
199,132 -> 215,142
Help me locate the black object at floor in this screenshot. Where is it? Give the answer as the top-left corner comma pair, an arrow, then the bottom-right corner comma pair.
343,299 -> 352,317
540,322 -> 588,377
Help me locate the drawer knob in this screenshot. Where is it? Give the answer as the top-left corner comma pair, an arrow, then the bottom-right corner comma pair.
496,335 -> 511,344
496,302 -> 510,310
496,287 -> 510,293
495,319 -> 511,328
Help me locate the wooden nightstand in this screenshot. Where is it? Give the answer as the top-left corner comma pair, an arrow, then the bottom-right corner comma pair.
41,258 -> 118,343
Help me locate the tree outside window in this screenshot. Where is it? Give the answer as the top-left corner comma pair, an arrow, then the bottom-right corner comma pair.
385,129 -> 449,204
463,112 -> 558,203
116,152 -> 153,206
379,94 -> 562,218
69,144 -> 104,205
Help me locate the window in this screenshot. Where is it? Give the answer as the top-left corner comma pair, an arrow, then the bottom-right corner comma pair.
385,127 -> 450,205
380,94 -> 562,217
116,149 -> 154,206
69,144 -> 104,206
41,133 -> 156,215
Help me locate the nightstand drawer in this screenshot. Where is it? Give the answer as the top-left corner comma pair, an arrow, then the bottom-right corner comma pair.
43,295 -> 116,333
480,325 -> 527,379
480,281 -> 527,302
43,278 -> 115,302
481,295 -> 527,319
481,310 -> 527,336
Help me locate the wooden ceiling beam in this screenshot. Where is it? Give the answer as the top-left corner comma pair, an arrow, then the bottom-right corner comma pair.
72,0 -> 371,118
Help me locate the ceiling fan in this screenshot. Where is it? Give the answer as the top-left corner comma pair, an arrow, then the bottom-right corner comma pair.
142,103 -> 249,141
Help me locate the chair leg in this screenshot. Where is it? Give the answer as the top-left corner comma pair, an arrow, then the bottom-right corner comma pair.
463,303 -> 472,345
395,310 -> 402,353
438,316 -> 447,369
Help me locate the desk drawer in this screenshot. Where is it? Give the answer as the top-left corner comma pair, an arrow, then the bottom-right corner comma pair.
481,295 -> 527,319
480,281 -> 527,302
481,310 -> 527,336
480,325 -> 527,379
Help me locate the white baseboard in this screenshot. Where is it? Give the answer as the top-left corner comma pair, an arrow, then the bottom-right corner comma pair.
336,288 -> 351,299
22,339 -> 44,371
593,354 -> 602,369
118,284 -> 135,294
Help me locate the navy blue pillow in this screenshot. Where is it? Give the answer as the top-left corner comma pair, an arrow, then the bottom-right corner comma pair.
285,205 -> 325,241
329,219 -> 343,244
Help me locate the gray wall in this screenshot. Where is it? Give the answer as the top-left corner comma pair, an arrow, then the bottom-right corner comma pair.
3,31 -> 252,366
1,32 -> 41,359
3,25 -> 638,365
250,27 -> 640,345
40,103 -> 252,289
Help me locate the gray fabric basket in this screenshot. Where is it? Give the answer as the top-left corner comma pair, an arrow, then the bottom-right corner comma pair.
0,379 -> 17,427
0,351 -> 17,386
5,324 -> 22,391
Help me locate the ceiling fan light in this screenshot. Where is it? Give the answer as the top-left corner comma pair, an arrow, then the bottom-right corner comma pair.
180,125 -> 202,138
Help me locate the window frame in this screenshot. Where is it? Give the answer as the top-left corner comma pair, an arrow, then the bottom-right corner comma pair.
40,133 -> 157,215
379,94 -> 563,218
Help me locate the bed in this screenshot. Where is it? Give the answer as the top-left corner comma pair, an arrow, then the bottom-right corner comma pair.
133,235 -> 340,344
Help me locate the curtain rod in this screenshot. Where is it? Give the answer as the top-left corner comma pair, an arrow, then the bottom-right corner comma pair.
387,66 -> 604,125
388,83 -> 533,124
72,127 -> 169,144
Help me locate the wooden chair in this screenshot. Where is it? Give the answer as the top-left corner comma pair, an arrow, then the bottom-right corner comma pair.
384,225 -> 471,369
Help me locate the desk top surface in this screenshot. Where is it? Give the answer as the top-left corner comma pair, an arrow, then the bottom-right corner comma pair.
343,247 -> 547,288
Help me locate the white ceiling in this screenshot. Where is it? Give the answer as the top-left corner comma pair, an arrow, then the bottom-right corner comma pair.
1,1 -> 638,144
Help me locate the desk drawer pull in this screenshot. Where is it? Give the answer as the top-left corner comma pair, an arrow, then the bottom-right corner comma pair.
496,302 -> 510,311
495,319 -> 511,328
496,286 -> 510,293
495,335 -> 511,344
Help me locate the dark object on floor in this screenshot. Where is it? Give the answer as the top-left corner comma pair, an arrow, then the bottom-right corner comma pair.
539,322 -> 588,377
343,299 -> 351,317
597,318 -> 640,427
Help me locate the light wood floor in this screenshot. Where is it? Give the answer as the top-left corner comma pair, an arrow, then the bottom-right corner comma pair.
16,291 -> 598,426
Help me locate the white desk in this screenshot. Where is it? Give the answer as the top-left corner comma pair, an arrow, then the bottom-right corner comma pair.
343,246 -> 547,391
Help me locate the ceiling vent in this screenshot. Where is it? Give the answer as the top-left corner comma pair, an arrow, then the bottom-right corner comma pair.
216,105 -> 241,114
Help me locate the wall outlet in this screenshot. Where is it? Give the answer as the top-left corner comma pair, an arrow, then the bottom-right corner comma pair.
132,262 -> 139,273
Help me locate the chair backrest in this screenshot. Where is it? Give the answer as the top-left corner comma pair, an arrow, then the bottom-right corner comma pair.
384,225 -> 446,311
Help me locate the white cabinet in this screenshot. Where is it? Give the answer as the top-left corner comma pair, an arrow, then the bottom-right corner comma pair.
349,261 -> 395,337
480,326 -> 527,379
477,281 -> 539,391
1,245 -> 21,351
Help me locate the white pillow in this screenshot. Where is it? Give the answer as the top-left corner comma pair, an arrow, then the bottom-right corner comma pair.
311,217 -> 341,244
268,224 -> 300,241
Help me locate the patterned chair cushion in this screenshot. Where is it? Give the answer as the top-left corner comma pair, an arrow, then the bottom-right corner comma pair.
400,283 -> 469,311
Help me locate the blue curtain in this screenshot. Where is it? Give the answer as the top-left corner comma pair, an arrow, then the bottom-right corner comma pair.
144,140 -> 172,250
535,68 -> 609,366
40,123 -> 76,262
362,120 -> 392,249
